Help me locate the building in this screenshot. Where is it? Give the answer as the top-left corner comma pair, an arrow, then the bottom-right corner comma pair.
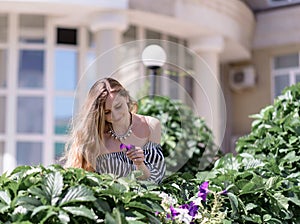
0,0 -> 299,173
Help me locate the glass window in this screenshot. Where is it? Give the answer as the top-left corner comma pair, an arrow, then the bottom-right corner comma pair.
17,97 -> 44,133
274,74 -> 289,97
57,28 -> 77,45
0,49 -> 7,88
123,25 -> 136,43
0,97 -> 5,133
0,14 -> 7,43
169,73 -> 179,99
185,75 -> 194,100
55,49 -> 77,91
19,15 -> 45,43
54,97 -> 73,135
167,36 -> 179,65
16,142 -> 43,166
0,142 -> 4,174
146,29 -> 161,39
274,53 -> 299,69
18,50 -> 44,88
88,31 -> 95,48
296,73 -> 300,83
55,142 -> 65,162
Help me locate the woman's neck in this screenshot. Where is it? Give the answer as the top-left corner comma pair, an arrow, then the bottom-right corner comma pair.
111,112 -> 132,134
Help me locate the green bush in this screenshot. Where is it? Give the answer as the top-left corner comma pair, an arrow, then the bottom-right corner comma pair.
236,83 -> 300,174
138,96 -> 218,175
194,83 -> 300,223
0,165 -> 163,223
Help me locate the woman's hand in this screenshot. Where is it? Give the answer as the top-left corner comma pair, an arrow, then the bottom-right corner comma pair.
126,147 -> 145,166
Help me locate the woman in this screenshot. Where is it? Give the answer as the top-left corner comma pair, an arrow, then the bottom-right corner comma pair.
64,78 -> 165,183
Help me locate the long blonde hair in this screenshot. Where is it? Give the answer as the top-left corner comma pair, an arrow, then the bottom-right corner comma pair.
63,78 -> 137,172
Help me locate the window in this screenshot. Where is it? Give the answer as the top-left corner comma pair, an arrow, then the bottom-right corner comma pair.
17,97 -> 44,133
54,97 -> 73,135
123,25 -> 136,43
272,53 -> 300,98
16,142 -> 43,166
19,15 -> 45,44
0,49 -> 7,88
57,28 -> 77,45
146,29 -> 161,39
18,50 -> 44,88
0,142 -> 4,174
54,142 -> 65,162
0,14 -> 7,43
55,49 -> 77,91
0,97 -> 5,133
274,53 -> 298,69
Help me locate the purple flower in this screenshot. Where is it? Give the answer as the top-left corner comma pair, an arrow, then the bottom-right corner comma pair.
188,202 -> 198,217
179,204 -> 189,209
179,202 -> 199,217
169,206 -> 180,220
120,143 -> 135,151
198,181 -> 210,202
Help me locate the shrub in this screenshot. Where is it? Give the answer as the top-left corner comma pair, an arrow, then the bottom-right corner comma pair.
138,96 -> 219,176
0,165 -> 163,223
194,83 -> 300,223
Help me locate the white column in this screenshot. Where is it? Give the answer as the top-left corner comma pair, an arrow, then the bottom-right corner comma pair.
189,36 -> 226,150
89,12 -> 128,79
43,17 -> 55,167
4,13 -> 18,173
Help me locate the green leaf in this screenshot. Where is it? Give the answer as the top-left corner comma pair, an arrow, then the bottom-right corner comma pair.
245,203 -> 257,211
28,186 -> 47,200
288,196 -> 300,206
0,203 -> 10,213
31,205 -> 52,218
63,205 -> 96,220
272,193 -> 289,211
0,191 -> 11,205
40,210 -> 57,224
15,196 -> 42,207
58,210 -> 70,224
263,214 -> 272,221
42,172 -> 64,205
227,192 -> 239,216
60,185 -> 96,206
265,176 -> 281,190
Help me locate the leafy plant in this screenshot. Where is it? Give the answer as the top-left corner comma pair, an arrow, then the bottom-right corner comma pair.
138,96 -> 219,176
0,165 -> 163,223
192,83 -> 300,223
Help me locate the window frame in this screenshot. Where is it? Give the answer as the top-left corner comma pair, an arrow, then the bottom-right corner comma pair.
271,52 -> 300,99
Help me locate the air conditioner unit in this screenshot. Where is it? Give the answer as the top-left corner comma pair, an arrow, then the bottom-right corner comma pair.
229,66 -> 256,91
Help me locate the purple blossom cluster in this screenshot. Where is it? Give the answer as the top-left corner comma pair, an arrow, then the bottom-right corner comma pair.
162,181 -> 211,223
120,143 -> 135,152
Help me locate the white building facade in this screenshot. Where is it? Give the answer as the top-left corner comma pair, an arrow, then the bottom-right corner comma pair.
0,0 -> 256,173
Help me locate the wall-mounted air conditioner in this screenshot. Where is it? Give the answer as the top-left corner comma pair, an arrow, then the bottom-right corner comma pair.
229,66 -> 256,91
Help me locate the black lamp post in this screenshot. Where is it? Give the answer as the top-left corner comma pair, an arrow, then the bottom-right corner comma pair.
142,45 -> 166,98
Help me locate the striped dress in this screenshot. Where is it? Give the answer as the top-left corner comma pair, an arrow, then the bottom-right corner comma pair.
96,142 -> 166,184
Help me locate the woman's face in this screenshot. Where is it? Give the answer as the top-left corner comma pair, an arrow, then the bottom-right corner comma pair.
104,92 -> 128,123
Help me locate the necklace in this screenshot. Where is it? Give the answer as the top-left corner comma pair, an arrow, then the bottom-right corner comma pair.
109,113 -> 133,141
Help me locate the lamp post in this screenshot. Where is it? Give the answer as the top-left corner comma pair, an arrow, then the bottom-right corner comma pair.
142,44 -> 166,98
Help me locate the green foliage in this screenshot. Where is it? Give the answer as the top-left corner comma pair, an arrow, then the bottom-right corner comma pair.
138,96 -> 218,175
236,83 -> 300,174
0,165 -> 163,223
192,83 -> 300,223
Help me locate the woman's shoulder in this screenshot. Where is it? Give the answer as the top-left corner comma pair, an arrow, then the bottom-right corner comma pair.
136,114 -> 160,126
